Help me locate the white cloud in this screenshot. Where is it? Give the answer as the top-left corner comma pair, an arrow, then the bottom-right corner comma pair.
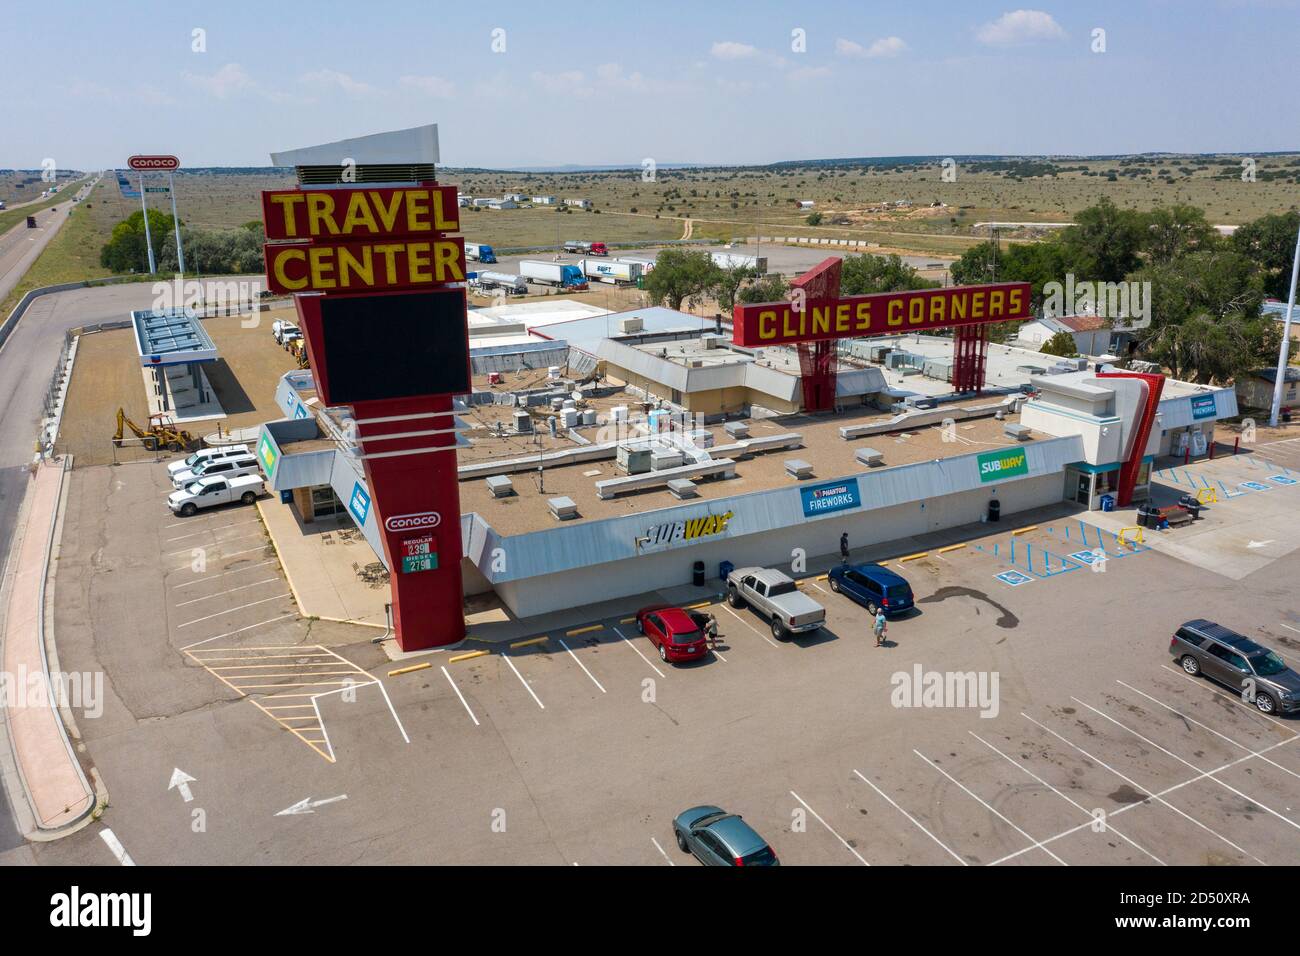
400,74 -> 456,98
134,84 -> 176,106
788,65 -> 832,82
866,36 -> 908,57
530,69 -> 588,95
976,10 -> 1066,45
299,69 -> 376,97
835,38 -> 866,58
711,40 -> 758,60
66,79 -> 113,99
182,62 -> 255,99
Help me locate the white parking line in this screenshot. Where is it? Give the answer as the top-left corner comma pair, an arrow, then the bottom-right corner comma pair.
502,655 -> 544,709
805,580 -> 829,595
171,545 -> 269,571
651,836 -> 676,865
442,666 -> 479,726
176,593 -> 292,628
1116,680 -> 1300,782
164,531 -> 264,556
179,614 -> 297,651
1070,696 -> 1300,834
171,559 -> 279,589
163,519 -> 260,543
99,828 -> 135,865
557,638 -> 607,693
991,723 -> 1299,866
968,732 -> 1165,866
1020,712 -> 1265,865
853,769 -> 966,865
719,603 -> 779,648
914,749 -> 1068,865
789,790 -> 869,865
174,578 -> 280,608
613,626 -> 665,678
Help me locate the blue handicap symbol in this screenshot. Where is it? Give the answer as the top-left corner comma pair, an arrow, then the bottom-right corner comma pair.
1070,550 -> 1106,566
995,570 -> 1033,587
1240,481 -> 1269,491
1267,475 -> 1296,485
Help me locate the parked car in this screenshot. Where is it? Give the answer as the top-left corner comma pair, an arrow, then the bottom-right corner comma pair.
168,474 -> 265,517
828,562 -> 914,616
171,454 -> 260,489
1170,619 -> 1300,714
635,605 -> 709,663
672,806 -> 779,866
166,444 -> 250,480
726,566 -> 825,640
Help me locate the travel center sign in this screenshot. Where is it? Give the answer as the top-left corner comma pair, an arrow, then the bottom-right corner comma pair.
732,282 -> 1032,347
262,186 -> 466,294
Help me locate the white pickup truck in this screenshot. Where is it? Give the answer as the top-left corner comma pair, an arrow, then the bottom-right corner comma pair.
168,474 -> 265,517
726,566 -> 826,640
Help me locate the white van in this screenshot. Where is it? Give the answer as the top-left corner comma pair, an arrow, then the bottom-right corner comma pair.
166,445 -> 250,480
171,453 -> 261,489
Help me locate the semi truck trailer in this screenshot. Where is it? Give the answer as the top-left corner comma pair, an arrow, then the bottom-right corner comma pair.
519,260 -> 589,289
579,258 -> 642,285
711,252 -> 768,272
563,240 -> 608,256
465,242 -> 497,263
476,271 -> 527,295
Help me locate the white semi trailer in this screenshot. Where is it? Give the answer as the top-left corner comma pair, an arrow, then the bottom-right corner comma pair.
710,252 -> 768,272
579,258 -> 642,285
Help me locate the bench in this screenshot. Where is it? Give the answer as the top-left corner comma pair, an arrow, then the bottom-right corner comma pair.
595,458 -> 737,500
1155,505 -> 1194,528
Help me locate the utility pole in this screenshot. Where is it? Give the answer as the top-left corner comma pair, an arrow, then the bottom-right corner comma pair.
1268,220 -> 1300,427
139,172 -> 156,274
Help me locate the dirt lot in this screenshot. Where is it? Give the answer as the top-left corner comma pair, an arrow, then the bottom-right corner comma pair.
59,313 -> 298,465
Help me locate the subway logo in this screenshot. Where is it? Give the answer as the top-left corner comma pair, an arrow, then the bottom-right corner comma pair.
977,449 -> 1028,482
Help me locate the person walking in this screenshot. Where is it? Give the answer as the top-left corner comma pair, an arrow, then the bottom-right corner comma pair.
840,532 -> 850,565
873,608 -> 887,647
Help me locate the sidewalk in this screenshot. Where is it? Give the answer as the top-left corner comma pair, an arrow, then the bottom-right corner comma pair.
0,459 -> 96,833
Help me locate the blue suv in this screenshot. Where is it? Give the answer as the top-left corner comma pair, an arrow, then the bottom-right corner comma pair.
828,562 -> 914,616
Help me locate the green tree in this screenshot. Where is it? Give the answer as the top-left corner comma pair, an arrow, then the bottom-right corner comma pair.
710,265 -> 758,313
1133,248 -> 1272,383
1039,330 -> 1078,357
1231,210 -> 1300,299
1059,197 -> 1146,281
643,248 -> 721,311
805,211 -> 823,226
737,274 -> 789,305
99,209 -> 176,274
1141,204 -> 1216,265
839,253 -> 938,295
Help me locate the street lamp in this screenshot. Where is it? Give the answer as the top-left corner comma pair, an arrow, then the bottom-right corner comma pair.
1268,220 -> 1300,428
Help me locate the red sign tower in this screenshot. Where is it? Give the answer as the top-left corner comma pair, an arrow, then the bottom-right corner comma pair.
263,126 -> 469,651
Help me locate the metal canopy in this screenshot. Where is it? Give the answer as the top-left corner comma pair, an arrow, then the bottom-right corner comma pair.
131,308 -> 218,367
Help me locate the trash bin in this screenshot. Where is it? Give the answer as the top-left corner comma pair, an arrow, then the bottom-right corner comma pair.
719,560 -> 734,581
1099,494 -> 1115,513
1136,505 -> 1154,529
987,499 -> 1001,522
1179,497 -> 1202,519
692,560 -> 706,587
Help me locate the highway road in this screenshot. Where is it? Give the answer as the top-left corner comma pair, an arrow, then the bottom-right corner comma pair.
0,178 -> 97,306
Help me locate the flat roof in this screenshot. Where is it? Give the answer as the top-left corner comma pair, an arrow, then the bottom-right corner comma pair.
130,308 -> 218,367
459,406 -> 1042,535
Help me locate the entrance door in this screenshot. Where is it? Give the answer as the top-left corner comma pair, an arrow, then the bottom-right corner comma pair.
1075,471 -> 1091,506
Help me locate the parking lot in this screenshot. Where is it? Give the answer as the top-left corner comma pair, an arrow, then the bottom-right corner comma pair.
28,451 -> 1300,866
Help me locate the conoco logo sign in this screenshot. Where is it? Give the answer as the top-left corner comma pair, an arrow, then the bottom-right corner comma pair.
385,511 -> 442,533
127,155 -> 180,171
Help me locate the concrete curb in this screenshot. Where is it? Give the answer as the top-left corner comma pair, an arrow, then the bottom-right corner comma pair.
0,458 -> 100,840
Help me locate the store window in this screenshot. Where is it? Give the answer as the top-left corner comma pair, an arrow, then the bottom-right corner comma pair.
311,486 -> 345,517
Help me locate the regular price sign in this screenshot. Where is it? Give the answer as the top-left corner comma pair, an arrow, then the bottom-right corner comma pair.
400,535 -> 438,574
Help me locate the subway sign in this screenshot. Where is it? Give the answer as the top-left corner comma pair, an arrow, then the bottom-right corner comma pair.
977,448 -> 1029,483
641,510 -> 734,552
732,282 -> 1032,347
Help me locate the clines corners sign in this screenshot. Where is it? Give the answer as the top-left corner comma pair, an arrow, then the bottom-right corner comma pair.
732,282 -> 1032,348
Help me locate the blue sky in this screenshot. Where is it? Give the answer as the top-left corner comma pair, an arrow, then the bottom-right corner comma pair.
2,0 -> 1295,169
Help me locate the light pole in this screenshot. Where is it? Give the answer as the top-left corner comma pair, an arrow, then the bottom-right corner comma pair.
1268,220 -> 1300,428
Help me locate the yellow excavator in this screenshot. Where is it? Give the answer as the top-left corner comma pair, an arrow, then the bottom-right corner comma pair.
113,408 -> 198,452
287,337 -> 309,369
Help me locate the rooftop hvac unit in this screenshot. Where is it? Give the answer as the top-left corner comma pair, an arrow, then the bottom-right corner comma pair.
620,316 -> 643,334
617,446 -> 653,475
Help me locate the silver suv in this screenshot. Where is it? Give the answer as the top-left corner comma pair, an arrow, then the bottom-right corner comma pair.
1170,619 -> 1300,715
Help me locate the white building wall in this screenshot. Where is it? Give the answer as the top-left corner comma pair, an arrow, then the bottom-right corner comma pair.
494,472 -> 1064,617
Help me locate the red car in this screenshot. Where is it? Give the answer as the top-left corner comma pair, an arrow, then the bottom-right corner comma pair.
636,605 -> 710,663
